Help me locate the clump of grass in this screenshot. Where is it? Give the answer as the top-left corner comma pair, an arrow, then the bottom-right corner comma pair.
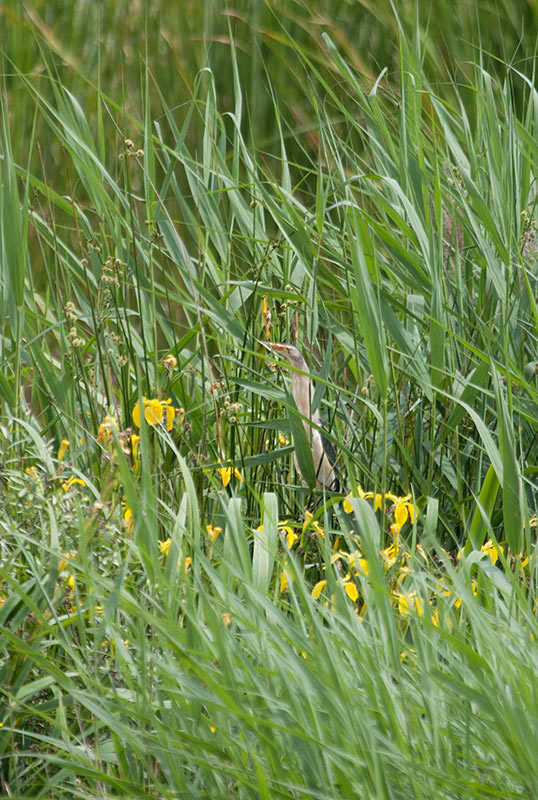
2,426 -> 538,798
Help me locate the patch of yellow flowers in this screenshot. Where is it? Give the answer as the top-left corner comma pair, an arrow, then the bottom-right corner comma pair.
343,485 -> 415,536
309,476 -> 511,627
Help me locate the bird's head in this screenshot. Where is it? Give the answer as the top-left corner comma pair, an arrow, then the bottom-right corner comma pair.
264,342 -> 308,371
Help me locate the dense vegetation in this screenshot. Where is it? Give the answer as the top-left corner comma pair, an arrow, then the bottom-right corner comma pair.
2,2 -> 538,797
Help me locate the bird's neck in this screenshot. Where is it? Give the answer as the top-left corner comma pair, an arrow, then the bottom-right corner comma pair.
292,373 -> 316,421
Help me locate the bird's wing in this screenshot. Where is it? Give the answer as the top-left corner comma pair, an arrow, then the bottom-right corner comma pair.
320,431 -> 340,492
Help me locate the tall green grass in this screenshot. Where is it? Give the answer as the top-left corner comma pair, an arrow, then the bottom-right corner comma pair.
2,455 -> 538,797
2,2 -> 538,796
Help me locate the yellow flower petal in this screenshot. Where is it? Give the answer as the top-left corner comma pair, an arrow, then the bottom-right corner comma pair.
481,539 -> 504,564
97,416 -> 118,443
132,403 -> 142,428
144,398 -> 163,426
285,528 -> 297,548
394,503 -> 409,528
347,551 -> 369,576
58,439 -> 69,461
343,494 -> 353,513
219,467 -> 231,487
217,463 -> 243,487
124,503 -> 133,529
311,580 -> 327,599
344,580 -> 359,602
381,543 -> 398,569
303,511 -> 324,539
61,477 -> 87,492
59,552 -> 75,571
384,492 -> 399,503
163,406 -> 175,431
396,592 -> 424,617
130,434 -> 140,460
261,296 -> 272,339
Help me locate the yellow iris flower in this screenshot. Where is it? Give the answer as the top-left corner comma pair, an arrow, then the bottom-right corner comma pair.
133,397 -> 175,431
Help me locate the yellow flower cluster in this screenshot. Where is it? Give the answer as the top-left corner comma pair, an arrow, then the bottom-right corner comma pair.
311,549 -> 369,607
257,520 -> 300,552
309,508 -> 511,628
303,510 -> 324,539
457,538 -> 504,565
343,486 -> 416,536
206,524 -> 222,543
298,486 -> 419,613
157,537 -> 192,572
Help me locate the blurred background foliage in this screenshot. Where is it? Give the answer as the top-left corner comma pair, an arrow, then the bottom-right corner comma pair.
3,0 -> 538,178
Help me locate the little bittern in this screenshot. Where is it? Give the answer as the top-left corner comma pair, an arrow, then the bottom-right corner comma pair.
266,342 -> 339,491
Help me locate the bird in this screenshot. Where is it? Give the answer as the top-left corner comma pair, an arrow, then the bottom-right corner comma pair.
265,342 -> 340,491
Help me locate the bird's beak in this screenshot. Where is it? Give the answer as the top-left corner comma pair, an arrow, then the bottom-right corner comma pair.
263,341 -> 286,353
